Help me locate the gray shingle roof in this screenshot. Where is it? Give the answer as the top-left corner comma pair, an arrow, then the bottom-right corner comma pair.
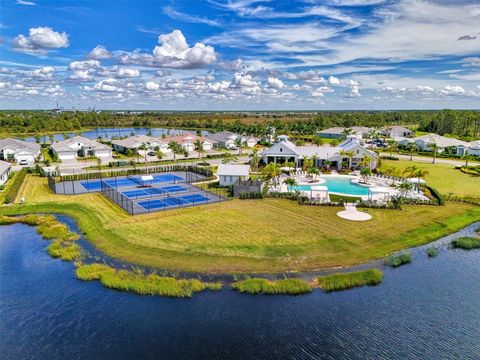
0,138 -> 41,153
51,136 -> 111,152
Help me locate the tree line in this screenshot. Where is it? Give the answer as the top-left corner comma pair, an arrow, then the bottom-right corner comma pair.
0,109 -> 478,140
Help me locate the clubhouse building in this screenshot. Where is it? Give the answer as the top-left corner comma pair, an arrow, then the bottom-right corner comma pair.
261,135 -> 378,169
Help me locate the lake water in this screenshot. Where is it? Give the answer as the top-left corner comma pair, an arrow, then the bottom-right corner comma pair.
1,221 -> 479,359
21,127 -> 210,142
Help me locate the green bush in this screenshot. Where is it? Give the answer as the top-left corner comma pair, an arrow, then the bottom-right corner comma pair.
1,169 -> 27,204
231,278 -> 312,295
317,269 -> 383,292
427,247 -> 438,257
451,237 -> 480,250
384,252 -> 412,267
239,191 -> 263,199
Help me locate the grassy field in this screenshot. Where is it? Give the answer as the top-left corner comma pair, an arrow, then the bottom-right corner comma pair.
381,159 -> 480,198
0,175 -> 478,273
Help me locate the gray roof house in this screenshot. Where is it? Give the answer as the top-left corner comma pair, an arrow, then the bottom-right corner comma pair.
395,133 -> 470,155
217,164 -> 251,186
0,138 -> 41,164
317,126 -> 373,139
51,136 -> 112,161
111,135 -> 170,153
207,131 -> 257,149
261,135 -> 378,169
379,125 -> 414,138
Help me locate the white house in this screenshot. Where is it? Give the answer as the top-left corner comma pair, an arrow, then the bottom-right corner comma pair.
207,131 -> 257,149
166,133 -> 216,152
217,164 -> 251,186
261,135 -> 378,169
51,136 -> 112,161
0,138 -> 41,164
111,135 -> 171,154
467,141 -> 480,156
398,134 -> 470,156
0,160 -> 12,185
379,125 -> 414,138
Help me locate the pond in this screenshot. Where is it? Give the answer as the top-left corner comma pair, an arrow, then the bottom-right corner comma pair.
21,127 -> 211,142
1,222 -> 479,359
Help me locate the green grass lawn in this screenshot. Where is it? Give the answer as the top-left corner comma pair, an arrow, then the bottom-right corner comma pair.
0,175 -> 478,274
381,159 -> 480,198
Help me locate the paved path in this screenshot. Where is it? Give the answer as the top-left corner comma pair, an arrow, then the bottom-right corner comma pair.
337,203 -> 372,221
380,153 -> 479,167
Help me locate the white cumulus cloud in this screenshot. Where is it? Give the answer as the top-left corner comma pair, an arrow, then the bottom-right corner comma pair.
87,45 -> 111,60
267,77 -> 284,89
12,27 -> 69,55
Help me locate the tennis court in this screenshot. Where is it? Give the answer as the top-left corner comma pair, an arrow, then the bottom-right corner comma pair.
80,173 -> 184,191
138,194 -> 211,210
121,185 -> 188,199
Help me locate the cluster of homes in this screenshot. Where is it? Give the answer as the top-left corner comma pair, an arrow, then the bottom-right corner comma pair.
318,125 -> 480,156
0,131 -> 259,166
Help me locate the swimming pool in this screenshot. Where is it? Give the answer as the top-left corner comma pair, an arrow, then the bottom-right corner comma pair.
290,177 -> 370,196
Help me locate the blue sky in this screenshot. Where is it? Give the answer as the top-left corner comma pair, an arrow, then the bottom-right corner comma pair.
1,0 -> 480,110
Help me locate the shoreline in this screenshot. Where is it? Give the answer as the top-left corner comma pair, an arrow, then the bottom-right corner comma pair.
2,211 -> 478,280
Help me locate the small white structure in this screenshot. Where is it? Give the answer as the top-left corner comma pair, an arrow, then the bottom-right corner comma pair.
51,136 -> 112,161
0,138 -> 41,164
217,164 -> 250,186
0,160 -> 12,185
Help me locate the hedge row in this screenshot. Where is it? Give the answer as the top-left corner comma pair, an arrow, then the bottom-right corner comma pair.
424,185 -> 445,205
2,169 -> 27,204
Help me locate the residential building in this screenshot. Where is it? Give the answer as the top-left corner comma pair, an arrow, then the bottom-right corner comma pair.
379,125 -> 414,138
51,136 -> 112,161
111,135 -> 170,154
261,135 -> 378,169
317,126 -> 373,139
396,134 -> 470,155
467,141 -> 480,156
217,164 -> 251,186
165,133 -> 216,152
207,131 -> 257,149
0,138 -> 41,164
0,160 -> 12,185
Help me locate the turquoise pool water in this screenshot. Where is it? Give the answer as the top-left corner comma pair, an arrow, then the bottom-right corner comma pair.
290,177 -> 370,196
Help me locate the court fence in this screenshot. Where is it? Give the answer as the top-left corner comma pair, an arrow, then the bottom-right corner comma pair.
47,165 -> 213,194
100,179 -> 230,215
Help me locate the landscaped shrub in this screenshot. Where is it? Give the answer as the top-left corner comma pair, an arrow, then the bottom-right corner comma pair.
231,278 -> 312,295
317,269 -> 383,292
459,166 -> 480,176
451,237 -> 480,250
1,169 -> 27,204
423,185 -> 444,205
384,252 -> 412,267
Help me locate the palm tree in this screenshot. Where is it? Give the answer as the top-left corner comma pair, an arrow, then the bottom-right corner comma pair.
360,167 -> 371,183
413,169 -> 429,180
339,150 -> 355,169
462,153 -> 473,167
168,141 -> 181,161
312,136 -> 323,146
311,154 -> 319,169
283,177 -> 297,191
302,158 -> 314,171
234,137 -> 244,155
138,142 -> 148,164
341,128 -> 353,139
367,129 -> 378,140
262,162 -> 281,186
249,149 -> 260,171
360,155 -> 372,169
408,143 -> 419,161
388,140 -> 397,159
307,167 -> 319,179
96,157 -> 102,172
397,181 -> 414,197
402,165 -> 418,178
431,143 -> 438,164
222,153 -> 238,164
194,139 -> 204,159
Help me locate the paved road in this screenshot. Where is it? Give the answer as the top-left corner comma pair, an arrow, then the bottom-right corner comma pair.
380,152 -> 479,167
